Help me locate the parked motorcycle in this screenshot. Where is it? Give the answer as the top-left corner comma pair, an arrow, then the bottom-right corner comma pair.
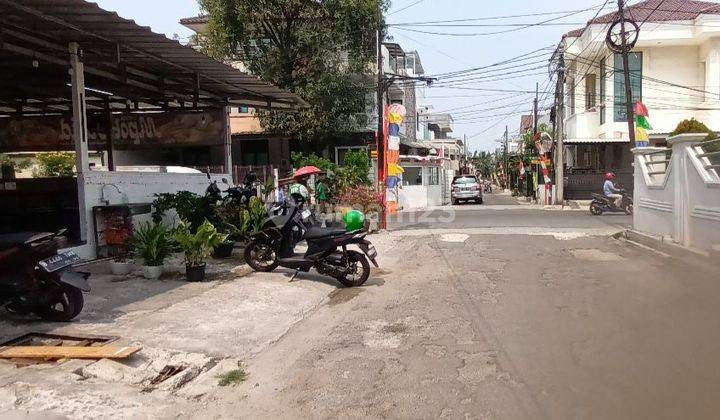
0,230 -> 90,321
205,173 -> 256,205
590,190 -> 634,215
243,199 -> 378,287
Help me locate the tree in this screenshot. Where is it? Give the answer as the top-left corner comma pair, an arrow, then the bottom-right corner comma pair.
199,0 -> 388,150
34,152 -> 75,177
473,151 -> 494,178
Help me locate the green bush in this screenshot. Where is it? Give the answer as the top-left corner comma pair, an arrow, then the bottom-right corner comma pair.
290,152 -> 336,172
131,222 -> 173,267
670,118 -> 717,140
152,191 -> 216,231
34,152 -> 75,177
173,220 -> 228,267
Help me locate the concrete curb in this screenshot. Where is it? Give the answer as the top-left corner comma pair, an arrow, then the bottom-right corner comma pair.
616,230 -> 720,267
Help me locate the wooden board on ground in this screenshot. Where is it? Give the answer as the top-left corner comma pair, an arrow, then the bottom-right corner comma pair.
0,345 -> 141,360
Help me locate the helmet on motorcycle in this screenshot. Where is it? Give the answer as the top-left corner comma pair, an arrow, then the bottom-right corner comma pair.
605,172 -> 616,180
343,209 -> 365,232
244,171 -> 258,185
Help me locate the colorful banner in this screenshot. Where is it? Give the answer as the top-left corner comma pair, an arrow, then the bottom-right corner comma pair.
385,105 -> 406,214
634,101 -> 651,147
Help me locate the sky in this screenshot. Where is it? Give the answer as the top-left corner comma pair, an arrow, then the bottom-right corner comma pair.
93,0 -> 614,153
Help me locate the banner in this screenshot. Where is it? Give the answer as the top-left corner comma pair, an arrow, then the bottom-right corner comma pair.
0,109 -> 226,152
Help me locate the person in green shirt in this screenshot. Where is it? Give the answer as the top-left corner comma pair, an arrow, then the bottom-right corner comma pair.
315,178 -> 328,214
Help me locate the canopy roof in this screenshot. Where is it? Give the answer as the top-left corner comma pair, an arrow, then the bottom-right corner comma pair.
0,0 -> 306,115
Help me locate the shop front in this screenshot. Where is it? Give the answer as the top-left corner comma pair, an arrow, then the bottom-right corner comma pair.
0,0 -> 304,259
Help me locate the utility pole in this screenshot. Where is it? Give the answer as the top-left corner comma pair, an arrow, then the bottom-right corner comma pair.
555,47 -> 566,205
611,0 -> 637,145
533,82 -> 539,136
504,125 -> 509,190
376,28 -> 385,188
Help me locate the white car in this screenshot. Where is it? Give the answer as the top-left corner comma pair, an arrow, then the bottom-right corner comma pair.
451,175 -> 483,205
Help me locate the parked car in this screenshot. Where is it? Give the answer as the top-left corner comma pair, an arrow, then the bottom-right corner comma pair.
451,175 -> 483,205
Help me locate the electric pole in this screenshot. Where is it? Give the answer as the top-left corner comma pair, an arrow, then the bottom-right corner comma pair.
607,0 -> 639,145
555,47 -> 566,205
504,125 -> 509,190
376,28 -> 385,188
533,82 -> 539,136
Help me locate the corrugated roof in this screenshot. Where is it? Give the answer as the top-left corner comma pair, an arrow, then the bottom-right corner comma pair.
0,0 -> 306,111
180,15 -> 209,25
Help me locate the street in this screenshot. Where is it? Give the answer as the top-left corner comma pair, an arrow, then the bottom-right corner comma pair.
182,193 -> 718,420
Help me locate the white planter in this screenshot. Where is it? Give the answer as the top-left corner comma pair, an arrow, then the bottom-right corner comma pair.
142,265 -> 163,279
110,260 -> 134,276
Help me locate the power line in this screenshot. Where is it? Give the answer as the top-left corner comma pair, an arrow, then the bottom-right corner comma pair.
389,0 -> 426,16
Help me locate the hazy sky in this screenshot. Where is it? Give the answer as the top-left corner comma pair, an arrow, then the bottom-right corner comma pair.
93,0 -> 614,152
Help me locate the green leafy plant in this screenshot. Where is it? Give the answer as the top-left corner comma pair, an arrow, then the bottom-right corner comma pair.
131,222 -> 173,267
152,191 -> 216,231
173,220 -> 228,267
34,152 -> 75,177
671,118 -> 717,140
216,197 -> 267,241
217,368 -> 247,387
291,152 -> 337,172
0,154 -> 32,171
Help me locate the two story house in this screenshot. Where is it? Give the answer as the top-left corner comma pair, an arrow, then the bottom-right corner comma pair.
556,0 -> 720,198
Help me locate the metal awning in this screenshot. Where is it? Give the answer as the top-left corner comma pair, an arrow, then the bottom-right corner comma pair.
562,138 -> 630,144
0,0 -> 307,114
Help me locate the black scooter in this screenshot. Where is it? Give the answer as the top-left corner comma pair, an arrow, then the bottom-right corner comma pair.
590,190 -> 634,215
243,199 -> 378,287
205,173 -> 256,205
0,230 -> 90,321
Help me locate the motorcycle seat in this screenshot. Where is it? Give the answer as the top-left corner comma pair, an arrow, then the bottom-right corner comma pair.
0,232 -> 53,250
305,227 -> 348,239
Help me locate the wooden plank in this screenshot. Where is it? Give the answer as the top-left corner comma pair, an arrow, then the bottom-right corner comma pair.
0,346 -> 141,360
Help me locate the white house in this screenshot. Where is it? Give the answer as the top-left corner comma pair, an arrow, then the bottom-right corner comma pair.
555,0 -> 720,198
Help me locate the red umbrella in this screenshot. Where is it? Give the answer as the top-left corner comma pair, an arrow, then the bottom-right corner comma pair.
294,166 -> 322,178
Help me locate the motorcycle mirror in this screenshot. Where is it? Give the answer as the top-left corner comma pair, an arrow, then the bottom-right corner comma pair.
206,172 -> 211,180
222,178 -> 228,184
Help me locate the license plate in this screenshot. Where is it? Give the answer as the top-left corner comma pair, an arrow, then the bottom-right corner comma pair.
38,251 -> 80,273
301,209 -> 312,220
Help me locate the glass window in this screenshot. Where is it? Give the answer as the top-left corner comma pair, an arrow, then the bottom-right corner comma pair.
614,52 -> 643,122
403,167 -> 423,186
239,106 -> 249,114
428,167 -> 440,185
585,74 -> 597,110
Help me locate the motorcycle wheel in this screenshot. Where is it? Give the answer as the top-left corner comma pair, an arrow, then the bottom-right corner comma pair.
590,202 -> 603,216
244,240 -> 279,272
335,250 -> 370,288
35,284 -> 84,322
625,204 -> 634,215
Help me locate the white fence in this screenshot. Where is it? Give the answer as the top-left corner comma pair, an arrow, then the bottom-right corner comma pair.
633,133 -> 720,252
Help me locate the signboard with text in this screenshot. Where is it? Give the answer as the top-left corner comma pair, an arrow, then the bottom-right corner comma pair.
0,109 -> 225,152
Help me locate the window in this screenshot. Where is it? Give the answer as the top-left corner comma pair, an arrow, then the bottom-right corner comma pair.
600,57 -> 607,125
238,106 -> 249,114
585,74 -> 597,110
614,52 -> 643,122
403,166 -> 423,186
428,167 -> 439,185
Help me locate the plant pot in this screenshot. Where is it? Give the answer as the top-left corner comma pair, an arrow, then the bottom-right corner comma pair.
213,241 -> 234,259
110,260 -> 134,276
186,263 -> 206,282
142,265 -> 163,280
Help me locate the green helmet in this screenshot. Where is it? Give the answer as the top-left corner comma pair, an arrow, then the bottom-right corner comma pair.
343,210 -> 365,232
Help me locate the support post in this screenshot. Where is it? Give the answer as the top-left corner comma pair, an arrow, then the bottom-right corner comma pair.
104,97 -> 115,171
376,27 -> 386,229
555,49 -> 565,204
69,42 -> 89,241
224,105 -> 233,175
618,0 -> 637,145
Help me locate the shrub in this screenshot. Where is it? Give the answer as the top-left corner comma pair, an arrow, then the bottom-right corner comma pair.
34,152 -> 75,177
670,118 -> 717,140
336,185 -> 381,213
152,191 -> 216,231
131,222 -> 173,267
173,220 -> 228,267
290,152 -> 336,172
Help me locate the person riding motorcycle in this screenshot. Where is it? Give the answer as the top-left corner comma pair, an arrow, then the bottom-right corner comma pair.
603,172 -> 623,208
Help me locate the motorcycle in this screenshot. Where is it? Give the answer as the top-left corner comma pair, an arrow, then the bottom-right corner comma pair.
243,199 -> 378,287
205,174 -> 256,205
0,230 -> 90,321
590,190 -> 634,215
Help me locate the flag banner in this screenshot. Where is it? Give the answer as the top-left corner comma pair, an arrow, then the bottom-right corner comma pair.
635,101 -> 649,117
636,115 -> 652,130
388,163 -> 404,176
389,124 -> 400,136
636,126 -> 650,141
388,104 -> 407,117
388,113 -> 403,124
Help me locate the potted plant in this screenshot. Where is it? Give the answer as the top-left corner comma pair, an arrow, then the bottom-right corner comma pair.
132,221 -> 173,279
174,220 -> 227,282
109,254 -> 134,276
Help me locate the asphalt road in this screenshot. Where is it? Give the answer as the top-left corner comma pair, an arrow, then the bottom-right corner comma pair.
196,230 -> 720,419
390,192 -> 632,232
